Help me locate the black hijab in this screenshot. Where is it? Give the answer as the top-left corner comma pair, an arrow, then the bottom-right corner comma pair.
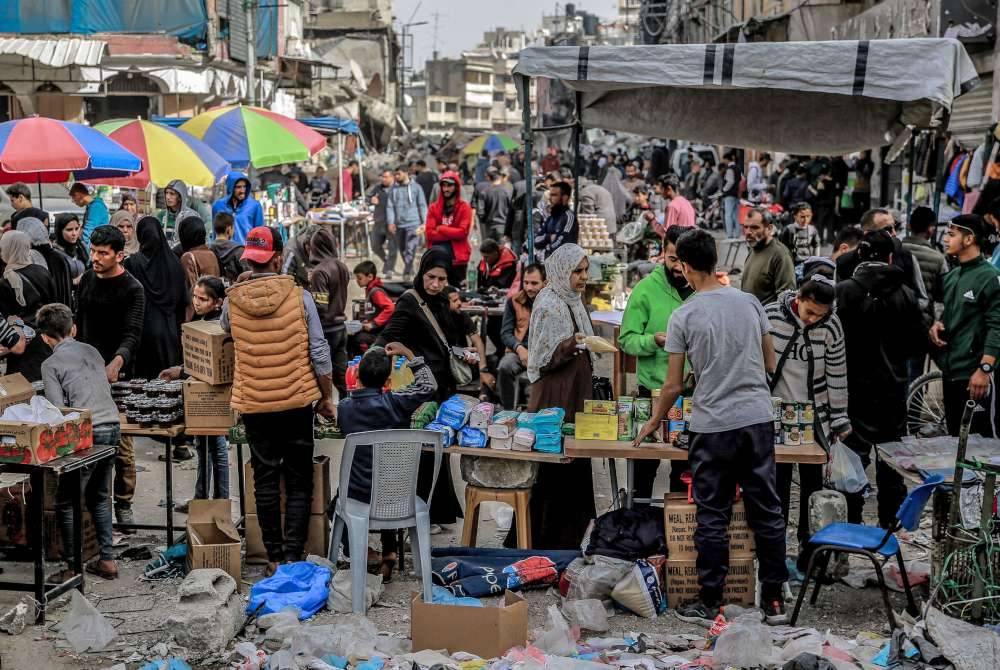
124,217 -> 188,311
53,213 -> 88,266
177,216 -> 207,252
414,247 -> 453,328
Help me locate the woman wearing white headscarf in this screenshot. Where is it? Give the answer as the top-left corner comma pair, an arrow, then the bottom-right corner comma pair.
522,243 -> 597,549
0,230 -> 56,381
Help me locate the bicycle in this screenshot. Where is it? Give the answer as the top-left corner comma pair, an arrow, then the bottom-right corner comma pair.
906,370 -> 947,437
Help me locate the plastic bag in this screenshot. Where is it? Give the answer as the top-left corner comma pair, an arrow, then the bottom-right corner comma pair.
824,441 -> 869,494
562,599 -> 610,633
712,614 -> 774,669
566,555 -> 633,602
424,421 -> 456,446
436,394 -> 478,429
534,605 -> 578,656
247,561 -> 332,620
610,559 -> 665,618
458,426 -> 488,448
234,641 -> 269,670
327,570 -> 384,613
53,590 -> 118,652
432,584 -> 483,607
291,615 -> 379,660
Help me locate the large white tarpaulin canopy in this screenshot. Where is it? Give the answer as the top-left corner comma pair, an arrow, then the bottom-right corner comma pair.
513,38 -> 980,154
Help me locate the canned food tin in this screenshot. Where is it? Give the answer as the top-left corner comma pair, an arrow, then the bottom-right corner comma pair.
668,420 -> 686,444
781,402 -> 799,425
651,388 -> 661,399
801,423 -> 815,444
783,424 -> 801,446
660,419 -> 670,442
771,397 -> 783,422
774,423 -> 783,445
634,398 -> 652,423
682,397 -> 693,423
800,402 -> 815,424
667,396 -> 683,421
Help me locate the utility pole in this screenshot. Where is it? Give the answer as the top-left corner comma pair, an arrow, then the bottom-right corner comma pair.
245,0 -> 256,106
431,11 -> 440,60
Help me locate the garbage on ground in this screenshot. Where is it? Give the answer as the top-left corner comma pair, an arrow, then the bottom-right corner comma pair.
411,591 -> 528,659
561,598 -> 609,632
327,568 -> 384,613
533,605 -> 578,656
137,659 -> 192,670
247,561 -> 332,619
0,596 -> 31,635
563,555 -> 632,601
433,584 -> 484,607
53,590 -> 118,652
711,613 -> 774,669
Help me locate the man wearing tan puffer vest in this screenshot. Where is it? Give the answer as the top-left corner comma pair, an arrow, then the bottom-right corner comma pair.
221,226 -> 336,576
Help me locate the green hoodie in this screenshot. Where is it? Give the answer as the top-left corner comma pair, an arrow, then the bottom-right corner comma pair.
939,255 -> 1000,381
620,264 -> 690,390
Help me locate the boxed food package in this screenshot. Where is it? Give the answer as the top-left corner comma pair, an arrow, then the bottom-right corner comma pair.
469,403 -> 495,431
616,397 -> 634,441
574,412 -> 617,440
487,411 -> 520,439
512,427 -> 535,452
244,455 -> 331,516
411,591 -> 528,659
664,557 -> 756,609
187,499 -> 242,589
490,435 -> 513,450
182,320 -> 235,385
183,380 -> 236,430
244,512 -> 328,565
0,407 -> 93,465
583,400 -> 617,415
664,493 -> 754,560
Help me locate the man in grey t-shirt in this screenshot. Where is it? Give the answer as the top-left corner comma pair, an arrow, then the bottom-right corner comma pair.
635,228 -> 789,625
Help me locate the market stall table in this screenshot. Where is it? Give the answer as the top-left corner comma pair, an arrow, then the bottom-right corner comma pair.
0,445 -> 116,623
564,438 -> 828,508
114,421 -> 186,545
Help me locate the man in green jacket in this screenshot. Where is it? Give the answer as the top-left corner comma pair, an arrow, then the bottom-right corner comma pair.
620,225 -> 692,501
930,215 -> 1000,437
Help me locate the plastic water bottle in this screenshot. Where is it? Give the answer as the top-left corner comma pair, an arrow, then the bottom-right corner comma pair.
345,356 -> 362,391
466,266 -> 478,292
389,356 -> 415,390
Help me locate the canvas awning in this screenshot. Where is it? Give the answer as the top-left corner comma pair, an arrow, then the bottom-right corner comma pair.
512,38 -> 980,154
0,37 -> 106,68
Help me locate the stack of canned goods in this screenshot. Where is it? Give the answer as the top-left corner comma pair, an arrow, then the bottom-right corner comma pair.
773,397 -> 815,446
119,379 -> 184,427
659,395 -> 693,446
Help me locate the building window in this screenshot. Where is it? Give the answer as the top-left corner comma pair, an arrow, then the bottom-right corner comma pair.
445,102 -> 457,113
493,91 -> 504,102
480,108 -> 490,120
462,106 -> 477,119
506,99 -> 517,111
429,101 -> 442,113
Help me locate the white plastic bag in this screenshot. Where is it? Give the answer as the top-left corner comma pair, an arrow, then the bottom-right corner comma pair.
53,590 -> 117,652
562,599 -> 609,633
566,555 -> 632,602
712,614 -> 774,669
824,440 -> 869,494
534,605 -> 577,656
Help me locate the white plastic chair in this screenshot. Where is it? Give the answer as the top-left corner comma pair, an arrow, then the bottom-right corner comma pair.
327,429 -> 443,613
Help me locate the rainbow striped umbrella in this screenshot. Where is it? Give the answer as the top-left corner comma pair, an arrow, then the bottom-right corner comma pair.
87,119 -> 230,188
462,132 -> 520,155
180,105 -> 327,170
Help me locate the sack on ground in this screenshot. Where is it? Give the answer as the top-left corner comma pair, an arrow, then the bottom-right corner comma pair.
610,559 -> 665,618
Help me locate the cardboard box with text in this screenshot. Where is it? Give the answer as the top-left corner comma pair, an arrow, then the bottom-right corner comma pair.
665,556 -> 756,609
664,493 -> 754,560
187,499 -> 242,589
411,591 -> 528,658
0,407 -> 93,465
182,321 -> 235,385
244,512 -> 328,564
183,380 -> 236,430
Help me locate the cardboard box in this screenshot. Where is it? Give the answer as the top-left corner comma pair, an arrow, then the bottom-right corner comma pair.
665,557 -> 756,609
574,413 -> 618,440
411,591 -> 528,659
187,499 -> 242,589
244,456 -> 331,516
244,512 -> 329,564
0,373 -> 36,413
664,493 -> 755,560
183,379 -> 236,430
583,400 -> 617,415
182,320 -> 235,385
0,407 -> 93,465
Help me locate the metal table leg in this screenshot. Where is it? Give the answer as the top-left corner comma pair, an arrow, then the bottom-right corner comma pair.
237,441 -> 247,534
30,469 -> 45,623
607,458 -> 620,509
165,437 -> 174,546
71,469 -> 84,588
625,459 -> 635,509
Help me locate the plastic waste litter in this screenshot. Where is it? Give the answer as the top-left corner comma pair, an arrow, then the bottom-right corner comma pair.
824,440 -> 869,494
53,590 -> 118,652
290,615 -> 380,661
143,540 -> 188,580
138,660 -> 192,670
562,599 -> 609,632
565,555 -> 633,601
235,641 -> 269,670
0,597 -> 30,635
433,584 -> 484,607
247,561 -> 332,619
711,613 -> 774,669
534,605 -> 579,657
1,394 -> 79,425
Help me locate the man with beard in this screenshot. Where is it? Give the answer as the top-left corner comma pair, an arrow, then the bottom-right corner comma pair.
741,208 -> 796,305
535,181 -> 576,258
620,225 -> 694,500
496,263 -> 547,409
836,230 -> 923,528
424,171 -> 472,287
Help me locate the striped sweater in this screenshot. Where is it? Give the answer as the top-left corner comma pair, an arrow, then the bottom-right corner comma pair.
765,290 -> 850,442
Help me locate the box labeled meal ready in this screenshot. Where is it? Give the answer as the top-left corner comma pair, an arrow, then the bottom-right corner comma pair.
187,499 -> 242,589
574,412 -> 617,440
244,455 -> 331,516
183,380 -> 236,430
0,373 -> 35,413
665,557 -> 756,609
664,493 -> 754,560
411,590 -> 528,659
182,320 -> 235,385
0,407 -> 93,465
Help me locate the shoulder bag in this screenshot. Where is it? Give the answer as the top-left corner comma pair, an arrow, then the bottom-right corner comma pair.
405,289 -> 474,386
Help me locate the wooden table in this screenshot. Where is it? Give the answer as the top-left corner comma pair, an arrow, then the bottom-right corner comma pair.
117,421 -> 186,545
565,438 -> 828,508
429,444 -> 570,463
0,446 -> 116,623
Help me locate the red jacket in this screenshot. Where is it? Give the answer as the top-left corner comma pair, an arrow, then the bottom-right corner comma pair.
425,171 -> 472,265
364,277 -> 395,328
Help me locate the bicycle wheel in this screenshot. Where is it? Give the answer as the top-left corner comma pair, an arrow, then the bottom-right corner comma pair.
906,371 -> 946,436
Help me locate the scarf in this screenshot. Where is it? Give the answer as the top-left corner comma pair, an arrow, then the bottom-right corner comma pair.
413,247 -> 453,335
53,213 -> 87,265
527,243 -> 594,382
1,231 -> 34,306
110,209 -> 140,256
14,217 -> 51,268
124,216 -> 188,312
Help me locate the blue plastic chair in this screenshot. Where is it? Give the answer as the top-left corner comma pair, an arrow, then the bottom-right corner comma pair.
790,474 -> 944,629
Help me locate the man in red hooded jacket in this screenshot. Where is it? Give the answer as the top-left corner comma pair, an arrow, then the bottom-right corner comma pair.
425,171 -> 472,287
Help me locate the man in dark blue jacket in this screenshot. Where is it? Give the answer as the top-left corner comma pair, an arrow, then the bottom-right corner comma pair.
336,342 -> 437,581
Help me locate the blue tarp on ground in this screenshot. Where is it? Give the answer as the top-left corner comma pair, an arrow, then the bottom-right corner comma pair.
0,0 -> 207,39
153,115 -> 360,135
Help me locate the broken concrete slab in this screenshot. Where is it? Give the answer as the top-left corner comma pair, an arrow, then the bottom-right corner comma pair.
460,455 -> 539,488
165,568 -> 243,655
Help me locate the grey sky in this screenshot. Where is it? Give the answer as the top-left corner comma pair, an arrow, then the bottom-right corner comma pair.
393,0 -> 617,71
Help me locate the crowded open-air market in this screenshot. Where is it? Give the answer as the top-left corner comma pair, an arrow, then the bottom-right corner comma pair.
3,2 -> 1000,670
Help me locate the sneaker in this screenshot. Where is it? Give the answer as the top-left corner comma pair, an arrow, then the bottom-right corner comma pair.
115,505 -> 136,535
674,599 -> 720,626
763,598 -> 789,625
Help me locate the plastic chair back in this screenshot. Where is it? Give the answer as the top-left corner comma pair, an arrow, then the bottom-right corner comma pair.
338,429 -> 443,522
896,473 -> 944,531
